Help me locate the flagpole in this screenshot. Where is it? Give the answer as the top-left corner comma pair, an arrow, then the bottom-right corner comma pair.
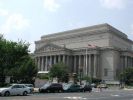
86,48 -> 87,75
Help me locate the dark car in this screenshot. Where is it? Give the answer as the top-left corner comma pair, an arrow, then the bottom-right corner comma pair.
39,83 -> 63,93
91,83 -> 97,88
63,83 -> 82,92
81,84 -> 92,92
97,84 -> 108,89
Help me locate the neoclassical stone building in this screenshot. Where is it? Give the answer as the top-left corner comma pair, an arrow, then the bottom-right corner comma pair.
34,23 -> 133,82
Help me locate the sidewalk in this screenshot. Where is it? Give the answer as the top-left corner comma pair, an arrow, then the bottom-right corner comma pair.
124,88 -> 133,91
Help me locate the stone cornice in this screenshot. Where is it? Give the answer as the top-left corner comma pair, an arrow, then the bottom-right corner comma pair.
34,46 -> 133,57
34,43 -> 72,53
99,46 -> 133,55
107,25 -> 133,43
35,23 -> 133,44
41,23 -> 109,39
35,29 -> 108,44
40,23 -> 109,42
34,50 -> 73,57
121,51 -> 133,57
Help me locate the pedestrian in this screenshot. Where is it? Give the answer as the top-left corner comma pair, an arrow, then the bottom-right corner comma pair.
98,85 -> 102,92
99,86 -> 102,92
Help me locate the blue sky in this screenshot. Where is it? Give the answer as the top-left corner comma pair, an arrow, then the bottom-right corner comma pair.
0,0 -> 133,53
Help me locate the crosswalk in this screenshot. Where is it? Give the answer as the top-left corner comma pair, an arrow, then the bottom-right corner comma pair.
63,94 -> 120,100
92,88 -> 121,92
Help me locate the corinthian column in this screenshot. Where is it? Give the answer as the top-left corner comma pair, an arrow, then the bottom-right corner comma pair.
93,54 -> 97,78
79,55 -> 81,74
54,56 -> 56,64
67,55 -> 69,66
49,56 -> 52,70
41,56 -> 44,71
74,56 -> 76,73
45,56 -> 48,71
63,55 -> 65,63
59,55 -> 61,62
125,56 -> 127,68
37,57 -> 41,71
89,54 -> 91,76
83,55 -> 86,76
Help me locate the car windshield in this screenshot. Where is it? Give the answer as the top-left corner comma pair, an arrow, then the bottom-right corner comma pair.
63,83 -> 72,90
25,84 -> 33,87
43,83 -> 51,88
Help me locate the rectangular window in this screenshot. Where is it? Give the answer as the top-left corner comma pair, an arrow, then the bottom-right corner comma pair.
104,68 -> 108,76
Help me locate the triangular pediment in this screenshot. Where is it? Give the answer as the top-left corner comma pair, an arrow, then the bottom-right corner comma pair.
35,43 -> 66,53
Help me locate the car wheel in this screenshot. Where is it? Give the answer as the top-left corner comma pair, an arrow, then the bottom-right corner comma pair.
47,90 -> 50,93
23,91 -> 28,96
4,91 -> 10,96
59,89 -> 62,93
89,90 -> 92,93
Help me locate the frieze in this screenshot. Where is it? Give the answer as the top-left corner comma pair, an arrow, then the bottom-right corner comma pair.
35,43 -> 63,53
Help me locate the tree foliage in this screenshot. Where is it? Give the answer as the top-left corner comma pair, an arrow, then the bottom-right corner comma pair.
120,67 -> 133,85
49,62 -> 69,82
0,35 -> 37,85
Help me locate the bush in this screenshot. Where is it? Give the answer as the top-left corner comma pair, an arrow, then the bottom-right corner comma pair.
92,78 -> 101,84
0,83 -> 9,87
37,74 -> 49,80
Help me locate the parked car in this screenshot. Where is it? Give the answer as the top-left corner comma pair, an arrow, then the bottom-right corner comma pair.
63,83 -> 82,92
23,84 -> 34,93
91,83 -> 97,88
97,84 -> 108,89
0,84 -> 31,96
39,83 -> 63,93
81,84 -> 92,92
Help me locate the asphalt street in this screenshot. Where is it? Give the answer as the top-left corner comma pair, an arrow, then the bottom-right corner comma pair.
0,89 -> 133,100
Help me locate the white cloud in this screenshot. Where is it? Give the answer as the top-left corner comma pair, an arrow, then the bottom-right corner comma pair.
43,0 -> 60,12
0,13 -> 30,34
100,0 -> 126,10
0,1 -> 8,16
0,8 -> 8,16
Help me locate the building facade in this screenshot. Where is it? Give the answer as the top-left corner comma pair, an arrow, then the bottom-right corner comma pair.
34,23 -> 133,81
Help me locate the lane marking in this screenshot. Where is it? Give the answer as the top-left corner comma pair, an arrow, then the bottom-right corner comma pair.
111,94 -> 120,97
64,96 -> 87,100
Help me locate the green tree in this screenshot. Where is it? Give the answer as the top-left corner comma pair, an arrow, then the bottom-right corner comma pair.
0,34 -> 37,85
82,76 -> 91,82
49,62 -> 69,82
17,56 -> 37,84
120,67 -> 133,86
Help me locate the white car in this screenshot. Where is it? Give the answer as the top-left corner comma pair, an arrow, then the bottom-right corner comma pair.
23,84 -> 34,93
0,84 -> 31,96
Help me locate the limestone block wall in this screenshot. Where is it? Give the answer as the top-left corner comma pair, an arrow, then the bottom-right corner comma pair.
113,51 -> 120,80
100,50 -> 120,81
51,33 -> 110,49
109,34 -> 132,50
